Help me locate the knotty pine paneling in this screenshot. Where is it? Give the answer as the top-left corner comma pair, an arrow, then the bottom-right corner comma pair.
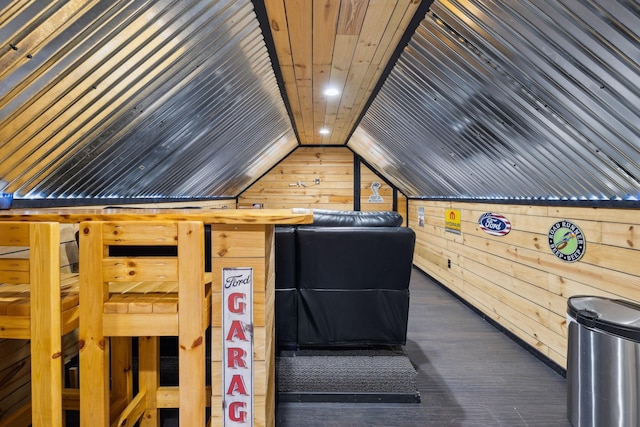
409,200 -> 640,369
238,147 -> 355,210
239,147 -> 408,222
397,193 -> 408,226
360,164 -> 394,211
360,164 -> 407,225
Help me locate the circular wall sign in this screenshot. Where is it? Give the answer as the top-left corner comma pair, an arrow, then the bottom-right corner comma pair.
548,220 -> 586,262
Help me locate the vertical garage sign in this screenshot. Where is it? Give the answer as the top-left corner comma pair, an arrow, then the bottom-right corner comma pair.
222,267 -> 253,426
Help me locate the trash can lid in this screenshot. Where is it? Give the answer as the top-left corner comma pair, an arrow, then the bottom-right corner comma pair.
567,296 -> 640,342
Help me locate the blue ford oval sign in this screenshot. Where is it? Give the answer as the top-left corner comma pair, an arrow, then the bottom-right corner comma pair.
478,213 -> 511,236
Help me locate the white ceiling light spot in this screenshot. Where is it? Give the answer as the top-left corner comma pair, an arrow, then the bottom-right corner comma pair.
323,87 -> 340,97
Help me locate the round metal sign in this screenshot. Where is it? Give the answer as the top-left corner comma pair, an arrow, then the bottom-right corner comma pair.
548,220 -> 586,262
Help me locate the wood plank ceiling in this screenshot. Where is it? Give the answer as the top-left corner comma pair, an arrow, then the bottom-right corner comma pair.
263,0 -> 426,145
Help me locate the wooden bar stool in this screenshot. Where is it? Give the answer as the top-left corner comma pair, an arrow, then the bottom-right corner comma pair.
0,222 -> 80,427
78,220 -> 211,427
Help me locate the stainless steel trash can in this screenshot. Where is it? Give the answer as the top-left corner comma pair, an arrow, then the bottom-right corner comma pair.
567,296 -> 640,427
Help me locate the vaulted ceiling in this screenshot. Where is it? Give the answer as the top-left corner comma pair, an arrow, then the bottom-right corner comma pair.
0,0 -> 638,203
261,0 -> 426,145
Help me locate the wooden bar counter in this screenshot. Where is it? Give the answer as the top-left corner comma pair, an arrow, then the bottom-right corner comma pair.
0,208 -> 313,427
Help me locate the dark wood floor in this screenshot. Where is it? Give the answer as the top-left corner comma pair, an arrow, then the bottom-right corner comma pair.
276,268 -> 571,427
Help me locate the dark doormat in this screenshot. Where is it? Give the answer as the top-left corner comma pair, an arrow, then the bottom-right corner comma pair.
276,346 -> 420,403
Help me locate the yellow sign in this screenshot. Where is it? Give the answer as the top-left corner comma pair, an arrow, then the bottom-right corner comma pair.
445,209 -> 461,234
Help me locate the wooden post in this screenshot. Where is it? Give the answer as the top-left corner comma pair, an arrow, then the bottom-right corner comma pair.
78,221 -> 111,427
177,221 -> 207,427
29,222 -> 63,427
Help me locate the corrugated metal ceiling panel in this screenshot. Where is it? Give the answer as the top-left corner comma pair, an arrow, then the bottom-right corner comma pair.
351,0 -> 639,201
0,0 -> 296,200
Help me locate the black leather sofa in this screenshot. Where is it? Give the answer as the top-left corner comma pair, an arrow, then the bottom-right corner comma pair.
275,210 -> 416,348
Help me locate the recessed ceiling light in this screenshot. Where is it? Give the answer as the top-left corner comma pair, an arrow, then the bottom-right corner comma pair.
319,128 -> 330,135
323,87 -> 340,97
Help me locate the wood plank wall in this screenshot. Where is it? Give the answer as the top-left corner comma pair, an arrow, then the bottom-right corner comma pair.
409,199 -> 640,369
0,199 -> 232,423
238,147 -> 355,210
238,146 -> 407,224
360,164 -> 407,224
360,164 -> 393,212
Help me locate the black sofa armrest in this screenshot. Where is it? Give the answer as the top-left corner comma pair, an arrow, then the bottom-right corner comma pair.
295,226 -> 415,346
275,225 -> 296,289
